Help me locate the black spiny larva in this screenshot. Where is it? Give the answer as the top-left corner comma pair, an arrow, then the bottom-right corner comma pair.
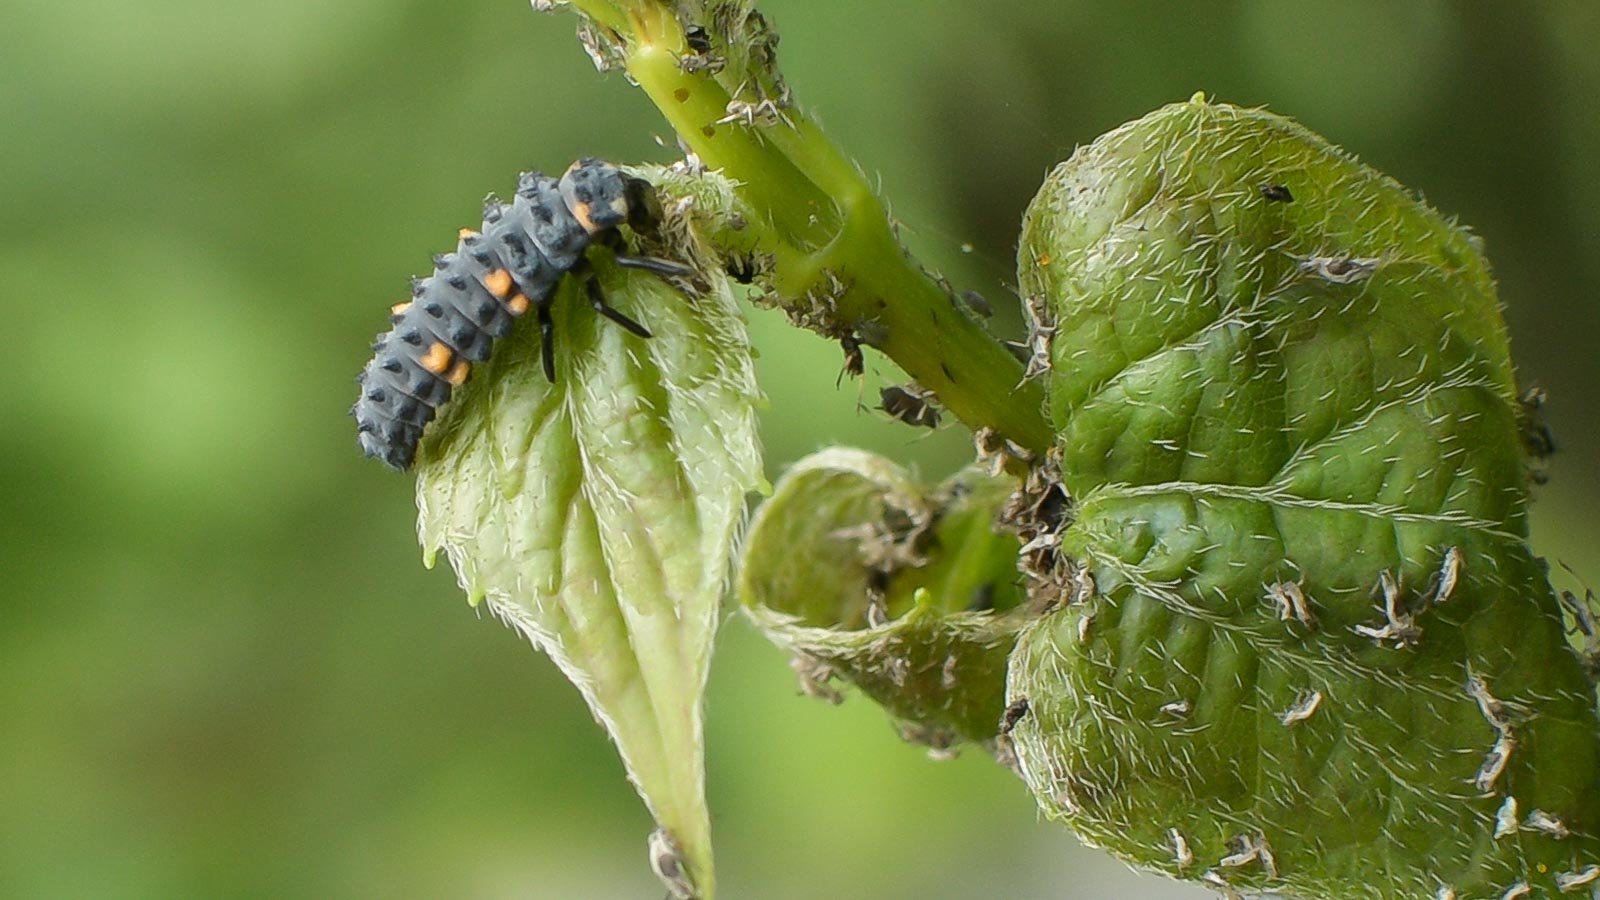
352,159 -> 693,471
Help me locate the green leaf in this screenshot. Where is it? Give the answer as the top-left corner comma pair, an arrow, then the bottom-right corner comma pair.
1010,96 -> 1600,898
415,206 -> 762,899
739,449 -> 1027,752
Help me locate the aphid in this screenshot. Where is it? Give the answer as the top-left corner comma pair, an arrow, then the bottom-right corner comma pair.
1279,689 -> 1322,727
839,332 -> 865,381
1466,672 -> 1509,729
940,655 -> 960,689
1521,808 -> 1569,838
679,24 -> 725,75
1020,327 -> 1054,381
1200,870 -> 1241,900
999,698 -> 1030,735
865,591 -> 889,628
1555,866 -> 1600,892
647,828 -> 697,900
1070,565 -> 1094,604
1169,828 -> 1194,868
1475,730 -> 1516,794
1257,842 -> 1279,880
1266,580 -> 1317,628
790,655 -> 843,705
1557,585 -> 1600,675
853,318 -> 889,348
956,289 -> 993,318
1219,833 -> 1274,876
716,96 -> 788,127
1297,253 -> 1380,284
1260,182 -> 1294,203
1423,546 -> 1462,606
973,426 -> 1033,475
1159,699 -> 1192,719
880,385 -> 940,429
1352,570 -> 1422,646
1493,796 -> 1519,838
725,253 -> 761,284
683,24 -> 713,54
353,159 -> 693,471
1518,386 -> 1555,480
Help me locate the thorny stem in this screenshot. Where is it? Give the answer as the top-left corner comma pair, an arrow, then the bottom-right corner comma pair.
557,0 -> 1053,454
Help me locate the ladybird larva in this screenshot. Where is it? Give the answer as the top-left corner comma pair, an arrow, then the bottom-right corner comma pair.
352,159 -> 693,471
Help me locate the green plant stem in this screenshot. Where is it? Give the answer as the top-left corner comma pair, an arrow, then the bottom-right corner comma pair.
575,1 -> 1053,453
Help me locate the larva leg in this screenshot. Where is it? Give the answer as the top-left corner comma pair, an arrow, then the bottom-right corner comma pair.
584,274 -> 652,338
614,254 -> 696,278
538,298 -> 558,382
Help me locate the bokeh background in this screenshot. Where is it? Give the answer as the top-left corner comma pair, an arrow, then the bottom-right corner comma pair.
4,2 -> 1597,898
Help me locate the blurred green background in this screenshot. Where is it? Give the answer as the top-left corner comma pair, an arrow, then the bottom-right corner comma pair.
4,2 -> 1596,898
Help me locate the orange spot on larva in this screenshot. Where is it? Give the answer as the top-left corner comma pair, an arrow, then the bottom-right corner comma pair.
419,342 -> 453,375
507,293 -> 530,316
483,269 -> 513,298
390,301 -> 412,316
1037,253 -> 1052,267
446,360 -> 470,386
570,201 -> 598,234
458,228 -> 479,240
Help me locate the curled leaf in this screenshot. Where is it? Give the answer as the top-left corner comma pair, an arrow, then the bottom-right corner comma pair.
1010,97 -> 1600,898
415,181 -> 761,899
739,449 -> 1027,752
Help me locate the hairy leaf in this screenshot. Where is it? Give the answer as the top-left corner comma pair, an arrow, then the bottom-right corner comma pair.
739,449 -> 1027,752
415,221 -> 762,899
1010,97 -> 1600,899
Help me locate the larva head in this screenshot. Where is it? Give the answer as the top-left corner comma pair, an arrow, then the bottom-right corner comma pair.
559,158 -> 649,234
622,172 -> 665,232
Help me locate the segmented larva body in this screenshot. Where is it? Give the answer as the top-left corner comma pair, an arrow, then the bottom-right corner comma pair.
353,159 -> 687,471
